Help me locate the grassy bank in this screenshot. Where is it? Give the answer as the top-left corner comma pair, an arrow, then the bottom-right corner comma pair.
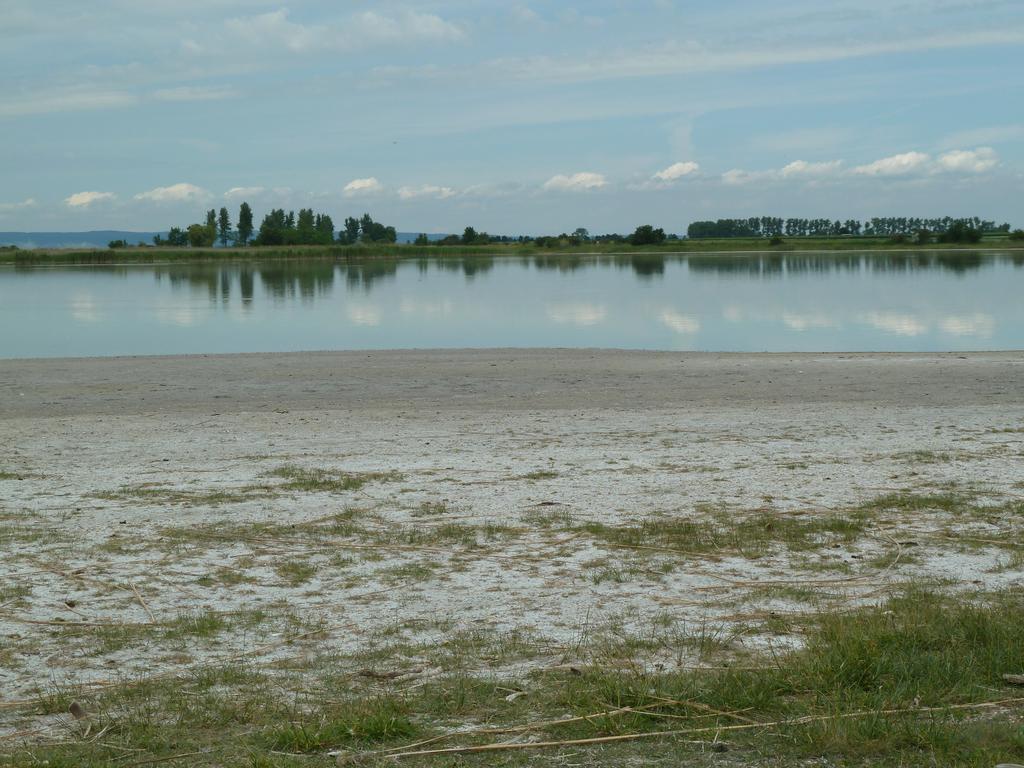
3,235 -> 1023,265
3,590 -> 1023,767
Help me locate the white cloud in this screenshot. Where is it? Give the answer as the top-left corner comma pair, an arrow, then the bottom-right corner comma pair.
0,87 -> 136,118
851,151 -> 931,177
224,9 -> 462,54
134,182 -> 209,203
151,85 -> 237,102
653,161 -> 699,182
546,302 -> 607,326
511,5 -> 544,26
724,148 -> 995,187
0,198 -> 38,211
397,184 -> 457,200
224,186 -> 265,199
779,159 -> 843,178
64,190 -> 116,208
343,177 -> 384,197
542,172 -> 607,192
461,181 -> 527,198
722,160 -> 843,184
392,28 -> 1024,87
721,169 -> 762,185
660,309 -> 700,335
935,147 -> 997,173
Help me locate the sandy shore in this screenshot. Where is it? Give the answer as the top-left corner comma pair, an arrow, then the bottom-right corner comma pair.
2,350 -> 1024,720
5,349 -> 1024,417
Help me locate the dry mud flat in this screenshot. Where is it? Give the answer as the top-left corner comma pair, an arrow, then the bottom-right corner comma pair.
2,350 -> 1024,764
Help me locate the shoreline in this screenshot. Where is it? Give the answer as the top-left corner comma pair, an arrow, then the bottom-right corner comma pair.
3,242 -> 1022,267
4,349 -> 1024,418
4,346 -> 1024,753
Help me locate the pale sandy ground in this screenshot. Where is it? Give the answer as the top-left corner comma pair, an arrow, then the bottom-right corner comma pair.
2,350 -> 1023,728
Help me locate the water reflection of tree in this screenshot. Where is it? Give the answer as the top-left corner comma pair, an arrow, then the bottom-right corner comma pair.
686,252 -> 992,276
627,254 -> 665,278
341,261 -> 398,291
260,262 -> 337,300
147,251 -> 1008,310
863,252 -> 986,274
239,268 -> 254,305
155,264 -> 231,302
460,256 -> 493,278
532,254 -> 584,273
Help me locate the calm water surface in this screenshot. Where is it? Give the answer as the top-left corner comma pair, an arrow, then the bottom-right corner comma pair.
2,252 -> 1023,358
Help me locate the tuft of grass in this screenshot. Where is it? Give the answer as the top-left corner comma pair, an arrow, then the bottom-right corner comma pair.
269,465 -> 402,493
0,470 -> 30,480
93,483 -> 274,506
577,507 -> 867,560
0,582 -> 33,605
522,506 -> 575,529
519,469 -> 560,480
274,558 -> 318,586
413,500 -> 451,517
264,697 -> 418,752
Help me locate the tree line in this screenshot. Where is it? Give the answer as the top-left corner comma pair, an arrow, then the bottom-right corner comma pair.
688,216 -> 1011,239
153,203 -> 396,248
149,202 -> 1017,249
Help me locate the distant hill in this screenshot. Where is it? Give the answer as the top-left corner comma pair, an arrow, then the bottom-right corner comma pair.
0,231 -> 449,249
0,232 -> 163,249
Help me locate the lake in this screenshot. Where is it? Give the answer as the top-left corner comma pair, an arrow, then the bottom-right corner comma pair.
2,251 -> 1022,358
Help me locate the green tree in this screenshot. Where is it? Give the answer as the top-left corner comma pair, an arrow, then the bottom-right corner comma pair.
296,208 -> 316,244
938,222 -> 982,244
187,223 -> 216,248
217,207 -> 232,247
314,214 -> 335,244
164,227 -> 188,247
340,217 -> 361,244
461,226 -> 477,245
629,224 -> 666,246
358,213 -> 397,243
255,209 -> 288,246
414,233 -> 429,245
237,202 -> 254,246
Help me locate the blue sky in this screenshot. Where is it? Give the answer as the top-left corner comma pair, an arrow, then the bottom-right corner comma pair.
1,0 -> 1022,234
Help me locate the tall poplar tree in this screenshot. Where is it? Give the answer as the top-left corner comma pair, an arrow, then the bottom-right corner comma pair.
217,207 -> 232,247
237,202 -> 254,246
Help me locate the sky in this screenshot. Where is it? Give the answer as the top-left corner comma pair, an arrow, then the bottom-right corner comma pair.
1,0 -> 1022,234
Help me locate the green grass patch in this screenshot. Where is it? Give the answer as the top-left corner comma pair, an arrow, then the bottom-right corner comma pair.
10,590 -> 1024,766
92,483 -> 274,506
274,558 -> 318,586
264,696 -> 417,752
519,470 -> 560,480
269,465 -> 402,492
577,507 -> 868,560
